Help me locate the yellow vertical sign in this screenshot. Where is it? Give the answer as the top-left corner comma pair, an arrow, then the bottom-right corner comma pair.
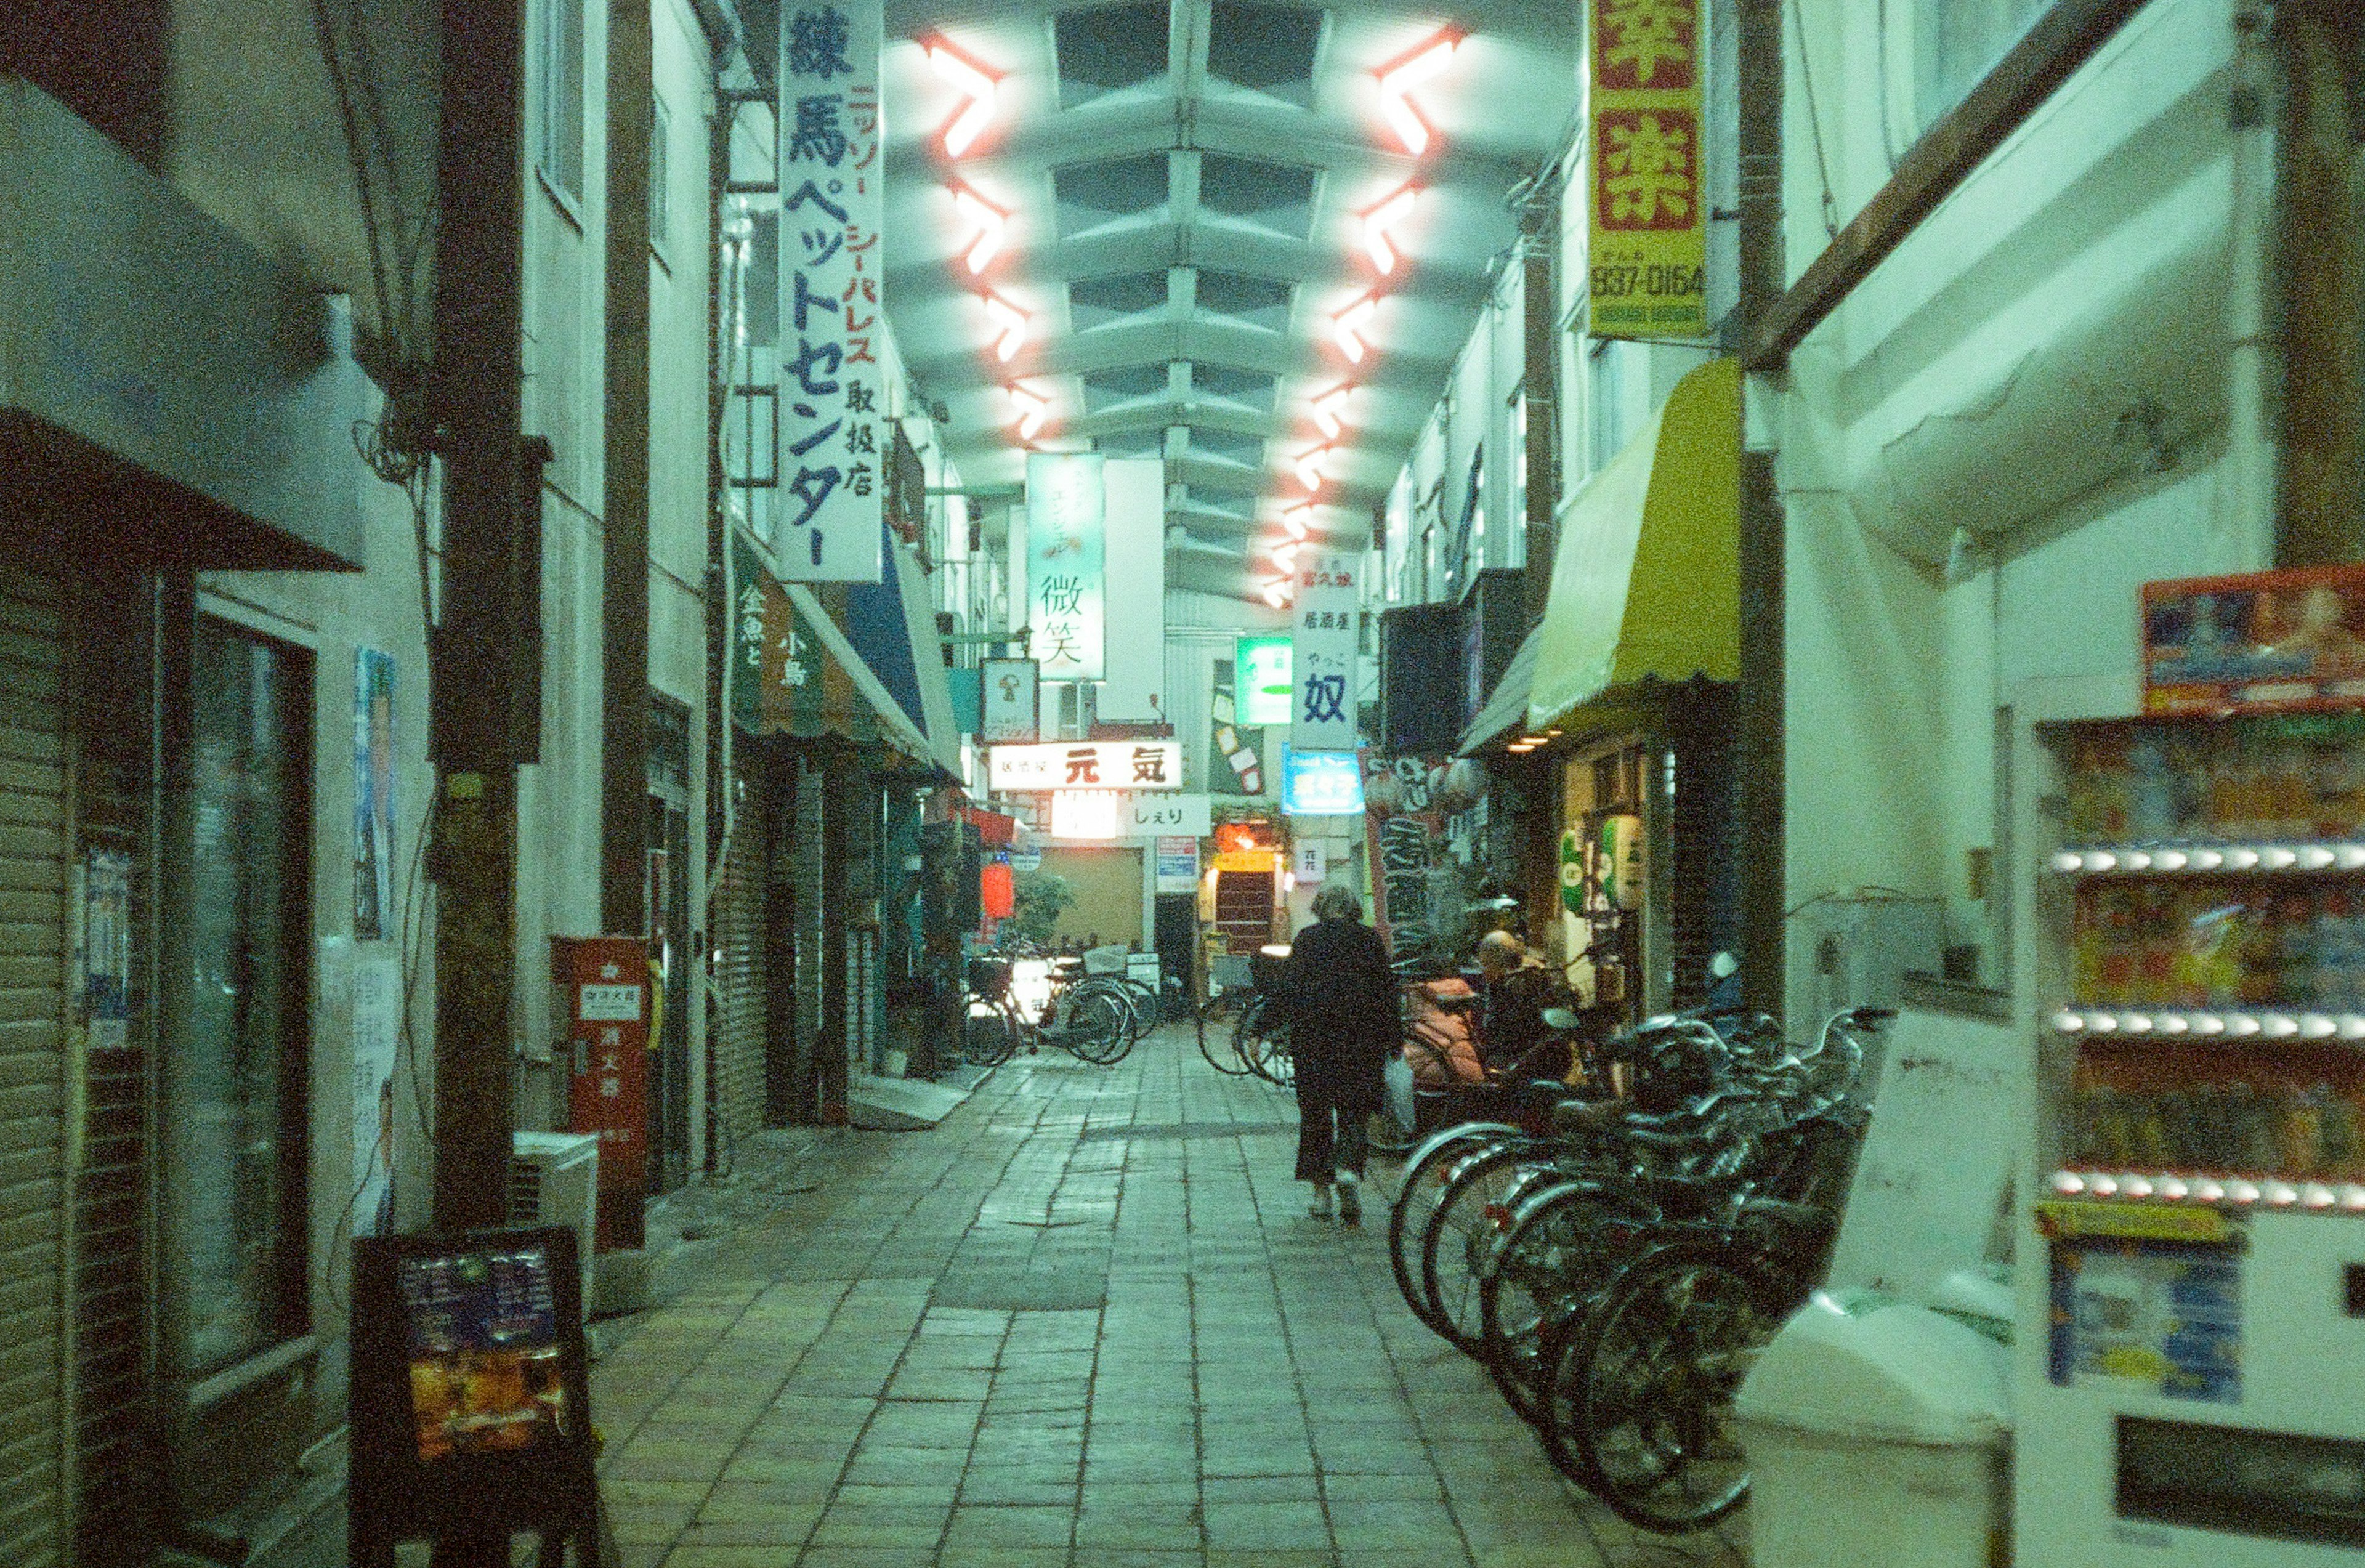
1588,0 -> 1708,341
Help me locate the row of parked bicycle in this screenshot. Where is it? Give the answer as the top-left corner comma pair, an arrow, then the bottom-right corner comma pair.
957,947 -> 1175,1066
1383,1003 -> 1893,1535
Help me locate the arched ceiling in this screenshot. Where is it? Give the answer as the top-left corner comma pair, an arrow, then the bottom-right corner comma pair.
876,1 -> 1579,601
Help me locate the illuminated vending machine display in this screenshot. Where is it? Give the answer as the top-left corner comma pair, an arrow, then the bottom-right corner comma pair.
2021,710 -> 2365,1565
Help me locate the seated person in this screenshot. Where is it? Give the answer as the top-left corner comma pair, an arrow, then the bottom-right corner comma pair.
1476,931 -> 1577,1083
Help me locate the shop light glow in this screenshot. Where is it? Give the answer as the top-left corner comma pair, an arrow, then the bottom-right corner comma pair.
1506,742 -> 1537,753
1007,384 -> 1049,440
1375,30 -> 1460,155
2263,846 -> 2298,870
1310,384 -> 1354,440
1333,295 -> 1379,362
1362,184 -> 1420,273
926,40 -> 1000,156
2153,849 -> 2188,870
2340,844 -> 2365,869
949,182 -> 1009,273
2191,848 -> 2225,870
981,292 -> 1029,361
2301,846 -> 2338,870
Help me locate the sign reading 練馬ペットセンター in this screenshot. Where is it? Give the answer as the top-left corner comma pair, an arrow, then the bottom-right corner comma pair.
777,1 -> 885,581
1588,0 -> 1708,342
1290,554 -> 1360,755
987,740 -> 1181,792
1027,453 -> 1105,681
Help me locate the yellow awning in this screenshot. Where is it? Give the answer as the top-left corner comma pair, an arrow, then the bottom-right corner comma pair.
1527,357 -> 1740,735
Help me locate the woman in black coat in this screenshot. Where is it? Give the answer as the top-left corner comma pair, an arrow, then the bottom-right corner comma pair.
1275,883 -> 1396,1222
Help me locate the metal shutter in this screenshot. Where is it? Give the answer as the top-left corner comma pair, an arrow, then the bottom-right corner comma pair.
0,565 -> 69,1568
709,755 -> 770,1166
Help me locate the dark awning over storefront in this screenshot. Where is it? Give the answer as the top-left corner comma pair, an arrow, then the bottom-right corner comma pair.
730,535 -> 939,768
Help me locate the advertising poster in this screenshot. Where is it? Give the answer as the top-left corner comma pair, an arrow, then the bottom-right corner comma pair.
1026,452 -> 1106,681
2048,1239 -> 2242,1404
1290,553 -> 1360,754
777,1 -> 886,581
352,952 -> 402,1238
2143,564 -> 2365,714
1210,655 -> 1266,796
353,648 -> 397,941
398,1244 -> 568,1460
980,656 -> 1039,742
1588,0 -> 1708,341
1155,835 -> 1200,893
1362,754 -> 1452,956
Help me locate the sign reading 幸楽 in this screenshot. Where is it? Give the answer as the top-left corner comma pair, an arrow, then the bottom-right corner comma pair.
987,740 -> 1182,792
1290,553 -> 1360,754
1588,0 -> 1708,342
777,1 -> 886,579
1026,452 -> 1106,681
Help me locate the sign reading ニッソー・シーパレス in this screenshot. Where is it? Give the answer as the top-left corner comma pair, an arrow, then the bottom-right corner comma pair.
1588,0 -> 1708,342
777,1 -> 886,580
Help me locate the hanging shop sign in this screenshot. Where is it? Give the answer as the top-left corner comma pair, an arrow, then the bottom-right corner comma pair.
1363,753 -> 1452,957
1588,0 -> 1708,342
1293,841 -> 1328,884
1281,746 -> 1367,816
987,739 -> 1182,791
2142,564 -> 2365,714
1235,635 -> 1295,727
1155,835 -> 1200,892
980,656 -> 1039,741
775,1 -> 885,580
1290,552 -> 1360,754
1026,451 -> 1106,681
1126,792 -> 1210,838
1050,790 -> 1123,840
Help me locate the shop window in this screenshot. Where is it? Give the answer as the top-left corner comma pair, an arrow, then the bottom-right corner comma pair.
1914,0 -> 2049,133
536,0 -> 586,209
169,616 -> 312,1376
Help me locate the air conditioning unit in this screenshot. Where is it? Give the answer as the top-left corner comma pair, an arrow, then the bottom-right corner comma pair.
510,1131 -> 599,1315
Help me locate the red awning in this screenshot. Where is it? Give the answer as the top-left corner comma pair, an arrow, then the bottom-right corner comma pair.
965,806 -> 1018,846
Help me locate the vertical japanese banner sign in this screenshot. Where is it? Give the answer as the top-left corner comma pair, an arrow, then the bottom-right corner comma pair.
779,1 -> 885,581
1588,0 -> 1707,341
1291,552 -> 1360,754
1026,452 -> 1106,681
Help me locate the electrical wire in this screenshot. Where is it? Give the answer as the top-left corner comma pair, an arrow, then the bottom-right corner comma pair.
1789,0 -> 1844,240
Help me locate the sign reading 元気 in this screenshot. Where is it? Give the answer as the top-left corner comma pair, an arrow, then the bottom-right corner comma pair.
1027,452 -> 1106,681
980,656 -> 1038,742
987,740 -> 1182,792
1588,0 -> 1708,343
777,0 -> 886,580
1290,552 -> 1360,754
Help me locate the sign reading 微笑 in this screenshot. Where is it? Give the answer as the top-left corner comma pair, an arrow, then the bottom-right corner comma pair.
1588,0 -> 1708,342
980,657 -> 1039,742
1027,453 -> 1106,681
987,740 -> 1182,792
1290,553 -> 1360,754
778,2 -> 885,581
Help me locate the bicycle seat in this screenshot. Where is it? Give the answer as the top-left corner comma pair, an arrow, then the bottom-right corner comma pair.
1539,1006 -> 1583,1033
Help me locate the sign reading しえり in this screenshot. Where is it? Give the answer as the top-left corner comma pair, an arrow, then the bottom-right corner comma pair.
1588,0 -> 1708,342
987,740 -> 1182,791
777,1 -> 886,580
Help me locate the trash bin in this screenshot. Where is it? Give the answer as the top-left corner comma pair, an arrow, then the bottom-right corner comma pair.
1735,1292 -> 2011,1568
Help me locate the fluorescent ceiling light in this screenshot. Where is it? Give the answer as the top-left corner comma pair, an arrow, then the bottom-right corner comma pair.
1008,384 -> 1049,440
1363,184 -> 1420,273
1332,296 -> 1378,362
1376,32 -> 1460,155
926,40 -> 999,157
949,182 -> 1008,274
981,293 -> 1028,361
1310,384 -> 1353,440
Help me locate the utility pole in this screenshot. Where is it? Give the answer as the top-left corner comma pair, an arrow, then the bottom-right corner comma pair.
429,0 -> 530,1236
1732,0 -> 1786,1016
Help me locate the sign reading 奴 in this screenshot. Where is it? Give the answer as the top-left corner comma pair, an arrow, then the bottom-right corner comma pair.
1027,452 -> 1106,681
776,1 -> 886,579
987,740 -> 1182,792
1588,0 -> 1708,342
1290,553 -> 1359,754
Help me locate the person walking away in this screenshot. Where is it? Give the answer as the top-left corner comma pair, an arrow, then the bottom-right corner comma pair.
1276,885 -> 1396,1222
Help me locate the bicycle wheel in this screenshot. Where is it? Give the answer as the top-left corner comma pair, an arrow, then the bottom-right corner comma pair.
1197,990 -> 1253,1074
1477,1182 -> 1646,1428
1560,1245 -> 1781,1533
1237,998 -> 1295,1086
1387,1125 -> 1521,1333
963,996 -> 1019,1067
1114,975 -> 1161,1038
1417,1143 -> 1536,1352
1062,987 -> 1134,1064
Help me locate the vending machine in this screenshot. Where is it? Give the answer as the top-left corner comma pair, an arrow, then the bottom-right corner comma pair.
2018,708 -> 2365,1564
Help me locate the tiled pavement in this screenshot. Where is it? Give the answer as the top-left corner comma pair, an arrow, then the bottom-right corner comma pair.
578,1025 -> 1748,1568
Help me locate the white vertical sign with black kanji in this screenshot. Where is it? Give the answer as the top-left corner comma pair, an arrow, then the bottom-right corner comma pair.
777,1 -> 884,581
1290,552 -> 1359,753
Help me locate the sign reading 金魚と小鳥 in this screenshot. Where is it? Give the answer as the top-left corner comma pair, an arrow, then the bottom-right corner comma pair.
1588,0 -> 1708,342
777,2 -> 885,581
1290,553 -> 1359,754
1027,453 -> 1106,681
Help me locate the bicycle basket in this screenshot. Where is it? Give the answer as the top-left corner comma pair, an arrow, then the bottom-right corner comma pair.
967,957 -> 1013,1000
1249,945 -> 1292,993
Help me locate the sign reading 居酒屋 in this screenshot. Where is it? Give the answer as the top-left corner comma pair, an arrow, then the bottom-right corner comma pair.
778,1 -> 886,580
1588,0 -> 1708,342
1027,452 -> 1106,682
987,740 -> 1182,792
